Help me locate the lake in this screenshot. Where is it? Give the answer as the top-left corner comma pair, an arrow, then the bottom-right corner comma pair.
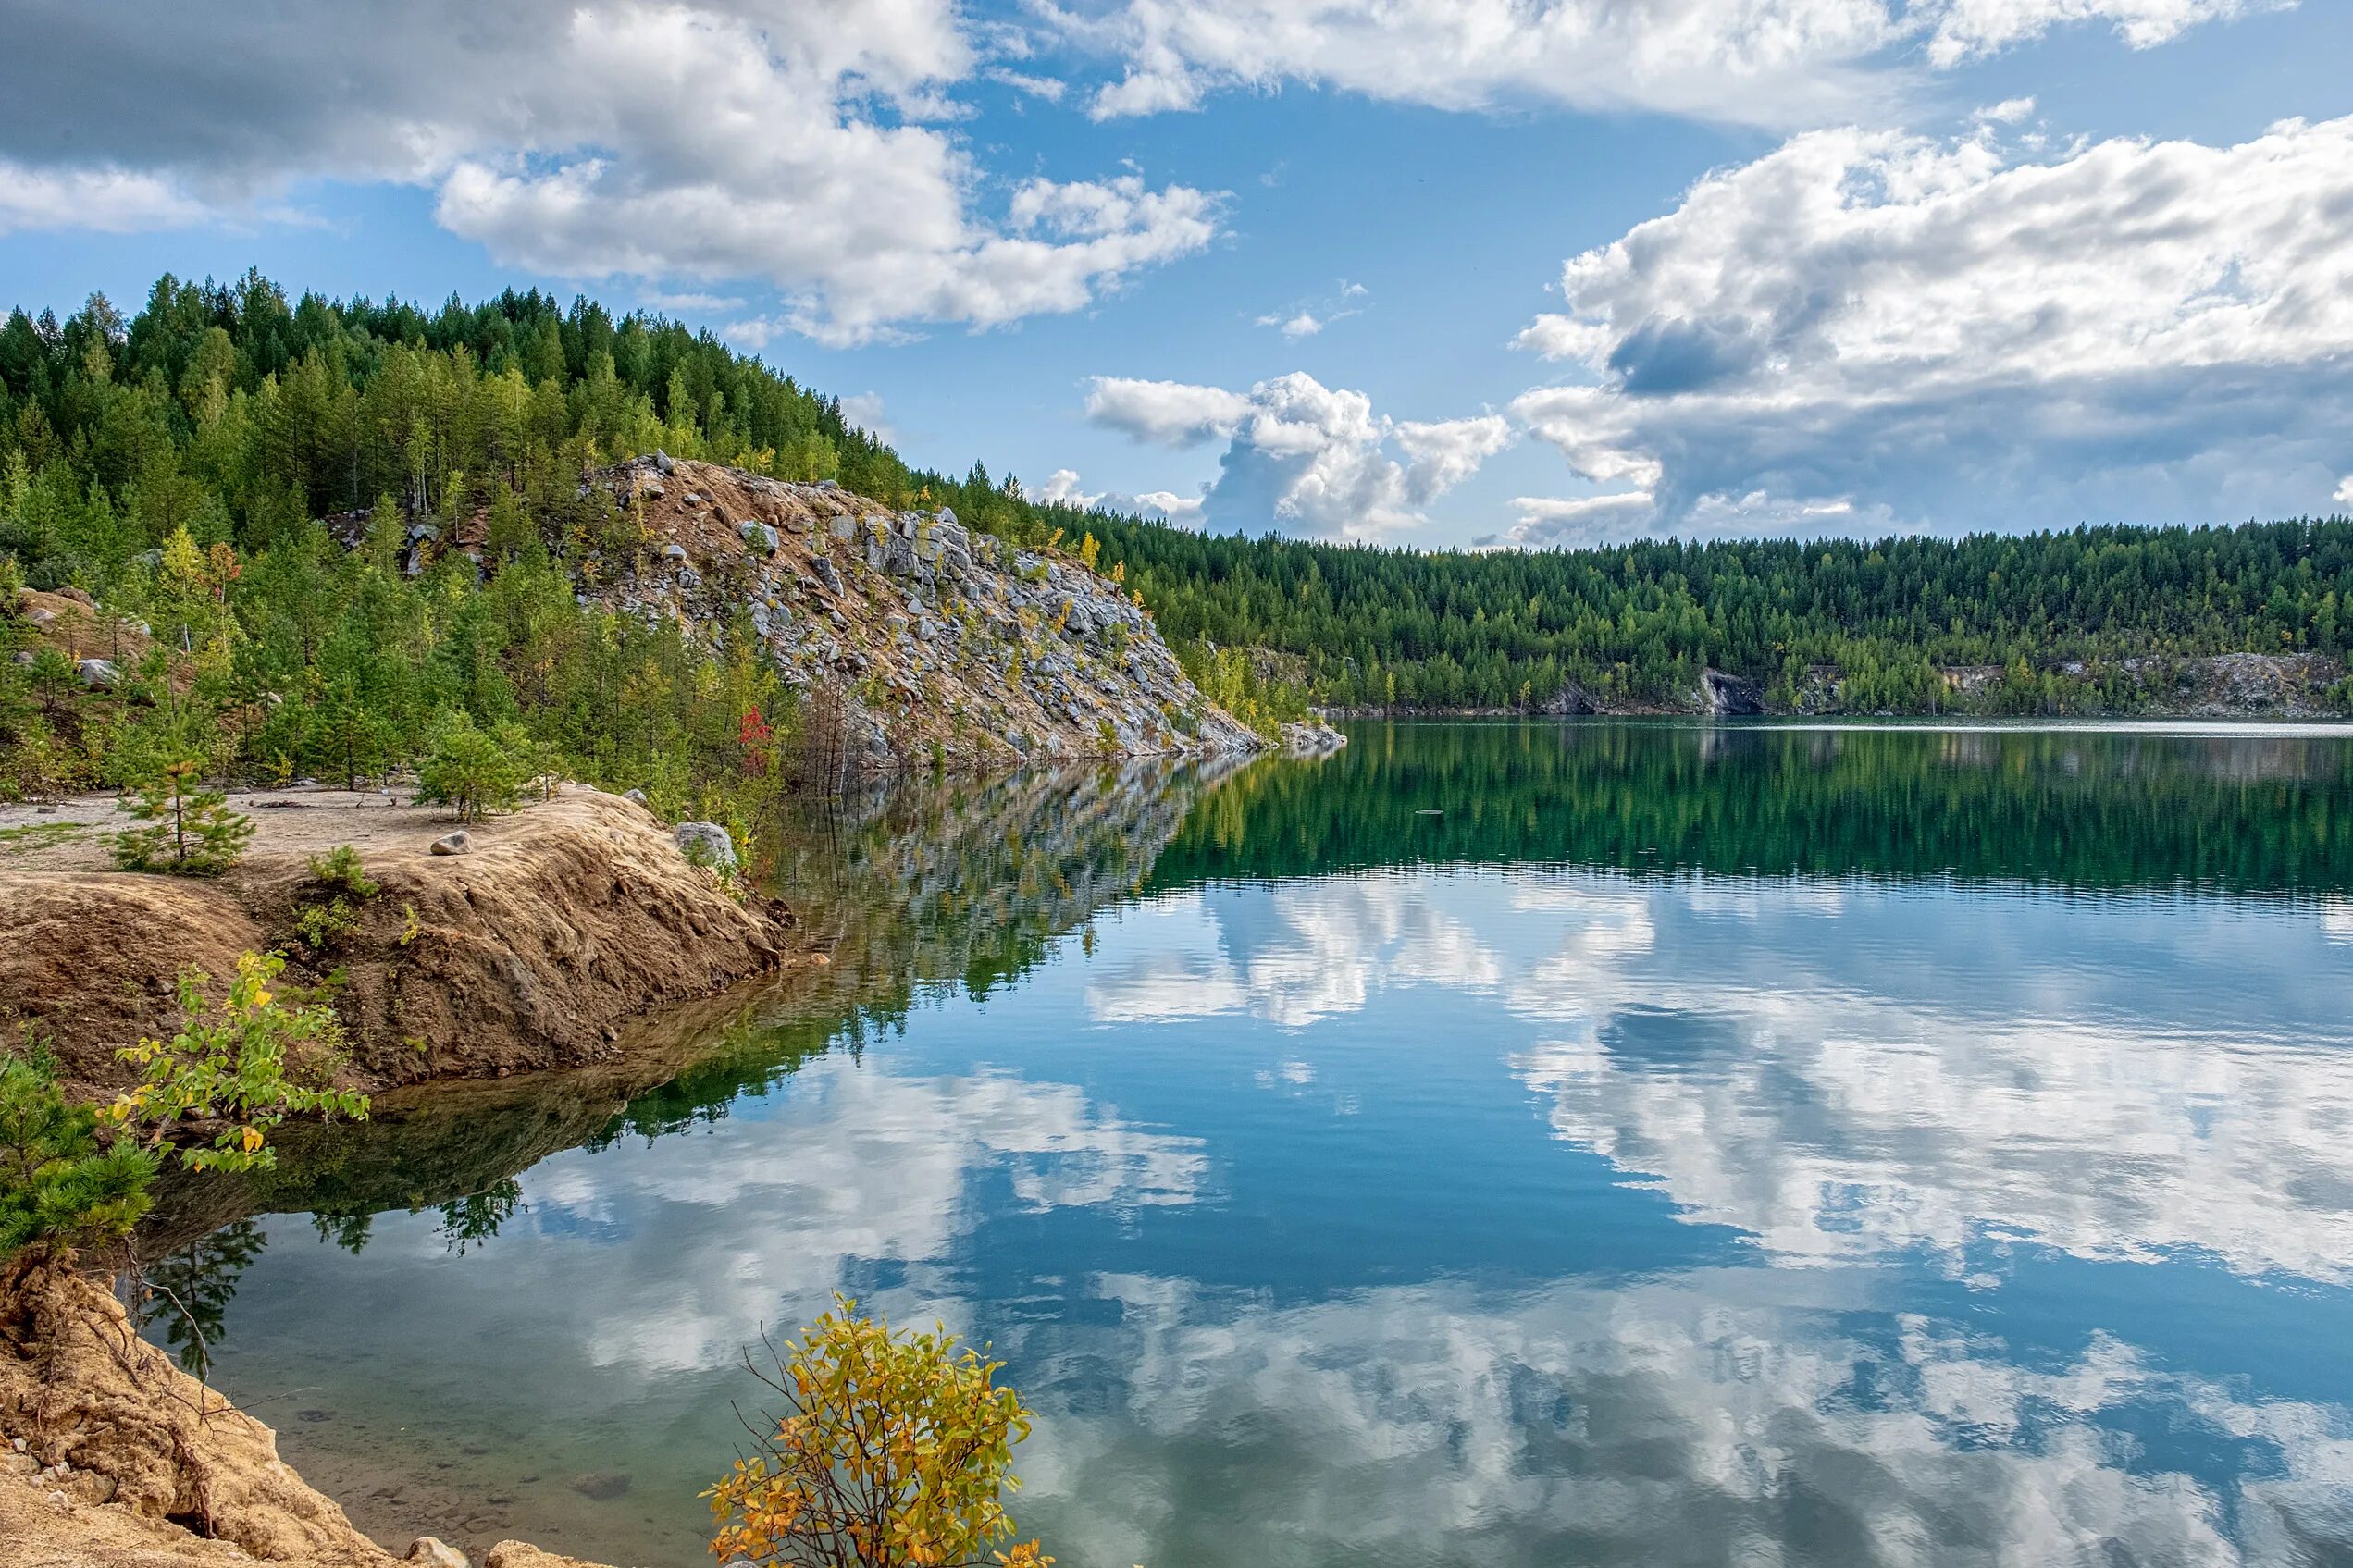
140,722 -> 2353,1566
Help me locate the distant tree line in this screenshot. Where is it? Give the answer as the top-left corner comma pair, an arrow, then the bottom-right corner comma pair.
1071,513 -> 2353,713
2,271 -> 2348,789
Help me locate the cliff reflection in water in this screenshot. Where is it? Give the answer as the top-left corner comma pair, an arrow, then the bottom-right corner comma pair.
138,722 -> 2353,1567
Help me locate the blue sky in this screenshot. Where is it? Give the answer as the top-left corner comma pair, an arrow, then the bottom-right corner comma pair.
4,1 -> 2351,549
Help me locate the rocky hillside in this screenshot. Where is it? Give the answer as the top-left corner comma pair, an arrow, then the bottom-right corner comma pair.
561,455 -> 1267,769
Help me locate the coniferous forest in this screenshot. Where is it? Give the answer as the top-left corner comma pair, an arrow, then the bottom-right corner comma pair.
2,271 -> 2349,811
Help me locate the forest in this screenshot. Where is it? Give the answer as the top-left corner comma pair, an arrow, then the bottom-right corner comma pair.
2,270 -> 2349,821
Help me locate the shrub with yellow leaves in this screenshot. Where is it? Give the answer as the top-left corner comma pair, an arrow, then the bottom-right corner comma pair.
705,1297 -> 1051,1568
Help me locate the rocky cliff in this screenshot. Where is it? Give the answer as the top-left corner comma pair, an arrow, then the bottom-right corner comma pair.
567,455 -> 1266,769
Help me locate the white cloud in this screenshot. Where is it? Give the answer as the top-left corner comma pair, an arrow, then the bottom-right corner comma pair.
1129,489 -> 1208,525
638,289 -> 745,313
2336,475 -> 2353,509
0,159 -> 205,233
838,391 -> 895,445
1089,883 -> 1503,1029
1393,414 -> 1516,503
1256,280 -> 1371,340
1086,373 -> 1506,538
1926,0 -> 2284,63
1974,94 -> 2037,123
1032,1274 -> 2353,1568
1510,114 -> 2353,535
1051,0 -> 2272,129
0,2 -> 1220,345
1490,491 -> 1662,549
512,1055 -> 1208,1375
1036,467 -> 1207,525
1084,377 -> 1258,447
987,68 -> 1069,101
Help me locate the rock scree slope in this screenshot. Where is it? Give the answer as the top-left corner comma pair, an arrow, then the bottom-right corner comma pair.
570,454 -> 1265,766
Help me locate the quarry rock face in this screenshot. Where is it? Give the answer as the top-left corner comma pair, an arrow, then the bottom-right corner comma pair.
583,456 -> 1266,770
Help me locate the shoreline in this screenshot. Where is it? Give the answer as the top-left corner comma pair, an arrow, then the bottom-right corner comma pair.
0,784 -> 803,1105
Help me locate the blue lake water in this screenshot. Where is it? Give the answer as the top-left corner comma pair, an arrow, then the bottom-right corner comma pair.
146,722 -> 2353,1565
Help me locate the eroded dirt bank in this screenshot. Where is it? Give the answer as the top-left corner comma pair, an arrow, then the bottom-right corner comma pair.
0,784 -> 798,1101
0,1258 -> 612,1568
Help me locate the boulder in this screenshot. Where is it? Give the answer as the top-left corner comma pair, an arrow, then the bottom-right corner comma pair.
739,519 -> 780,553
408,1538 -> 472,1568
1699,668 -> 1765,717
75,658 -> 120,688
662,542 -> 690,562
654,449 -> 675,475
429,831 -> 471,856
622,788 -> 649,805
674,821 -> 737,870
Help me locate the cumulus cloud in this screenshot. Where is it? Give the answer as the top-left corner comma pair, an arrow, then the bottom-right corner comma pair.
1084,377 -> 1258,448
0,159 -> 208,234
837,391 -> 895,444
1505,114 -> 2353,541
1049,0 -> 2271,128
2337,475 -> 2353,509
1086,373 -> 1508,538
1036,467 -> 1207,525
1486,491 -> 1662,549
0,0 -> 1219,345
1393,414 -> 1516,503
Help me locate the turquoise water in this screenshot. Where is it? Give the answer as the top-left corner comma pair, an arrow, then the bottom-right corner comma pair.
147,723 -> 2353,1565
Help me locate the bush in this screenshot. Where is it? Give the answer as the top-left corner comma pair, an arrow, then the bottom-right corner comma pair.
108,952 -> 370,1173
111,759 -> 254,875
0,1040 -> 155,1264
415,713 -> 524,822
288,846 -> 378,951
306,844 -> 378,898
705,1297 -> 1050,1568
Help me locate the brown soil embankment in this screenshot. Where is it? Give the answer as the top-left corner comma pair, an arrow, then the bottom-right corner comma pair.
0,1259 -> 613,1567
0,785 -> 797,1100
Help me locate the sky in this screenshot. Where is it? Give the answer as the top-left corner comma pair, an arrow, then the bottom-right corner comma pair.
3,0 -> 2351,551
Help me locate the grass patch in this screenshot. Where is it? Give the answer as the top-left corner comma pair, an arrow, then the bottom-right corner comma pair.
0,821 -> 86,855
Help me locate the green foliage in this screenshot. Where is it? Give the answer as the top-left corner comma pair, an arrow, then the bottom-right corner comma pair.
1177,643 -> 1311,740
1085,515 -> 2353,713
306,843 -> 378,898
291,844 -> 379,947
415,711 -> 524,821
291,896 -> 365,950
1,266 -> 2346,801
108,950 -> 369,1173
110,758 -> 254,874
0,1038 -> 155,1263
